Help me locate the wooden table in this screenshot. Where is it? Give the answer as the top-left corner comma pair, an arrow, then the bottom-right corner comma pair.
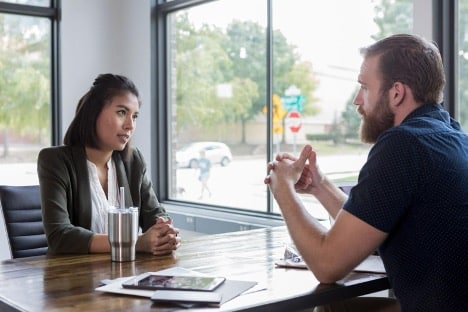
0,226 -> 390,311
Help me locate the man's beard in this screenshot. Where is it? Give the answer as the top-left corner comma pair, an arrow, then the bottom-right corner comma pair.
359,93 -> 395,144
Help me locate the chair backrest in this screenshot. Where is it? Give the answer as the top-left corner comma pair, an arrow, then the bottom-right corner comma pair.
0,185 -> 48,258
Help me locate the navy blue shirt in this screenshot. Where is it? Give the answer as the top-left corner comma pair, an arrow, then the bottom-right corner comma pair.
343,103 -> 468,311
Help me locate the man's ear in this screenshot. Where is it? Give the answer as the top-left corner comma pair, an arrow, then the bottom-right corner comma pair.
389,81 -> 406,107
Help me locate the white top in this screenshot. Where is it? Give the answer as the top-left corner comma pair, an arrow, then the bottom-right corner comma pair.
87,158 -> 119,233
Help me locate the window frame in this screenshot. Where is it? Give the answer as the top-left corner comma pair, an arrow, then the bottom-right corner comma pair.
152,0 -> 279,220
0,0 -> 61,146
433,0 -> 458,118
152,0 -> 455,219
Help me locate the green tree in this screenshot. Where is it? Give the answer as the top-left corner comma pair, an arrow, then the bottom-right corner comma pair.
224,20 -> 318,118
174,13 -> 233,130
225,21 -> 319,143
0,14 -> 50,157
223,20 -> 268,121
372,0 -> 413,40
175,15 -> 318,142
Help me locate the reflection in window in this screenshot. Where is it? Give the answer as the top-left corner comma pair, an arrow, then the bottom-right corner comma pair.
165,0 -> 413,216
0,13 -> 51,185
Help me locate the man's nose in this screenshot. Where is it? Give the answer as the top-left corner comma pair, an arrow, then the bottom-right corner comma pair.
353,90 -> 363,106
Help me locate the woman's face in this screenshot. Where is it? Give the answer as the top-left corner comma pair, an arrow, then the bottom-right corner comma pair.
95,92 -> 139,152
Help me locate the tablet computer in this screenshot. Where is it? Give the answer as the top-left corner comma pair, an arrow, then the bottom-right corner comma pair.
150,290 -> 222,305
122,273 -> 226,291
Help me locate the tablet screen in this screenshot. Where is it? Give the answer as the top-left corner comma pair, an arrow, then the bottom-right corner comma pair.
123,274 -> 225,291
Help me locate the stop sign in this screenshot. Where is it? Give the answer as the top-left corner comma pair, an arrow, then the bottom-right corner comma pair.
286,110 -> 302,133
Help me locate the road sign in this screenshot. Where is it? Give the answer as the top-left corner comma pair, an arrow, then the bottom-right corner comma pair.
281,95 -> 305,112
286,110 -> 302,133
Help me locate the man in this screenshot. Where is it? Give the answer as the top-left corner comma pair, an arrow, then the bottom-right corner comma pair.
265,34 -> 468,311
198,149 -> 212,199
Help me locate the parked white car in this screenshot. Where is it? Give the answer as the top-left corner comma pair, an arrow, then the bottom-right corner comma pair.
176,142 -> 233,168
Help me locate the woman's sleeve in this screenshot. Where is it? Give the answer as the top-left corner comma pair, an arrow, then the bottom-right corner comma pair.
37,147 -> 93,254
129,148 -> 170,233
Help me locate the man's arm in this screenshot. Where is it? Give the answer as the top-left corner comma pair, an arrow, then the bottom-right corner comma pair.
266,145 -> 387,283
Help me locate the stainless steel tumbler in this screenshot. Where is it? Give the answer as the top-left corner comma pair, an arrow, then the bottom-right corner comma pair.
108,207 -> 139,262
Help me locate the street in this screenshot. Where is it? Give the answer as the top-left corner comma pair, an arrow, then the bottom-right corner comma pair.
175,153 -> 368,218
0,153 -> 368,220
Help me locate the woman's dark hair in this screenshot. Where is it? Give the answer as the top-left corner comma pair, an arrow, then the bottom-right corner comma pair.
360,34 -> 445,104
63,73 -> 140,155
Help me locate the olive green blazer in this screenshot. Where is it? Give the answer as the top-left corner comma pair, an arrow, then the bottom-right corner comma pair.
37,145 -> 169,254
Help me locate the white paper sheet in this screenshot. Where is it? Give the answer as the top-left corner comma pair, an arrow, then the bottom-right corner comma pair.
95,266 -> 258,305
275,244 -> 386,273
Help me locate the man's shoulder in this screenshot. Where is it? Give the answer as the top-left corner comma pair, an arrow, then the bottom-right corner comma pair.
380,112 -> 453,145
376,126 -> 420,149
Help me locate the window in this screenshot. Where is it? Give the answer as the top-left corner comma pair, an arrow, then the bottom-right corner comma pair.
166,0 -> 268,212
158,0 -> 414,217
0,1 -> 59,186
1,0 -> 49,6
459,0 -> 468,130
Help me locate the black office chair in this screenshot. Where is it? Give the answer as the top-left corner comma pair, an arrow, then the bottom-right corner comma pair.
0,185 -> 48,258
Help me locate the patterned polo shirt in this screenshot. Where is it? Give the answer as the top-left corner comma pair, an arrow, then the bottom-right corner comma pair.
343,103 -> 468,311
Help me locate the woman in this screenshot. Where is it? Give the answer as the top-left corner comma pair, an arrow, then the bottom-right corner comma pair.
38,73 -> 180,255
